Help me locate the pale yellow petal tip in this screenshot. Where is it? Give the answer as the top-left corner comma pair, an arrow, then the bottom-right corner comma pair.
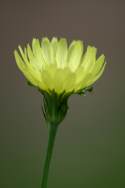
97,54 -> 106,64
32,38 -> 37,42
14,49 -> 26,73
51,37 -> 58,42
101,54 -> 105,60
59,38 -> 67,42
14,50 -> 19,60
32,38 -> 36,45
14,49 -> 17,56
14,50 -> 21,65
87,45 -> 97,52
42,37 -> 50,42
18,45 -> 24,52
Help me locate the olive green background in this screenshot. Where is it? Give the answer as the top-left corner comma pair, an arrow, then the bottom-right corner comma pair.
0,0 -> 125,187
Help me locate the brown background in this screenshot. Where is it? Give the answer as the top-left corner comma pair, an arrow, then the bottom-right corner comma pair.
0,0 -> 125,188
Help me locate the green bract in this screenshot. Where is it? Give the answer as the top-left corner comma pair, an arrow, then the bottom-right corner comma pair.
14,37 -> 106,95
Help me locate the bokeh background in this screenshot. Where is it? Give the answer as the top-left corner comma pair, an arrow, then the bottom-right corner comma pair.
0,0 -> 125,187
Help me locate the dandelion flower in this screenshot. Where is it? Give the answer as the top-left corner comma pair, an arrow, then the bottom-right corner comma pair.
14,37 -> 106,188
14,37 -> 105,95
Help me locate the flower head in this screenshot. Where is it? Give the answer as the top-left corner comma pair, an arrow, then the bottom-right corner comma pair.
14,37 -> 106,96
14,37 -> 106,125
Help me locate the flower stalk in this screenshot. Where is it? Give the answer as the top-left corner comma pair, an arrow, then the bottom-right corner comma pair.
41,123 -> 58,188
41,92 -> 68,188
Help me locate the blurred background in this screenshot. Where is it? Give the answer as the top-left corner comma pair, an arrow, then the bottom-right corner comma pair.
0,0 -> 125,187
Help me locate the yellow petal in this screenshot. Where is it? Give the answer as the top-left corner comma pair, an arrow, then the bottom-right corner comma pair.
14,50 -> 26,72
51,37 -> 58,58
56,38 -> 68,68
41,37 -> 53,64
92,54 -> 105,76
27,44 -> 34,62
14,50 -> 38,86
68,40 -> 83,72
86,62 -> 106,87
81,46 -> 97,72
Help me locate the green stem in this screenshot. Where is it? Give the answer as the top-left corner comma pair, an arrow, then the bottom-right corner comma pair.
41,123 -> 58,188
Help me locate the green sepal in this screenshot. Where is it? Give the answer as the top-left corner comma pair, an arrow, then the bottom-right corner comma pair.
86,86 -> 93,92
41,90 -> 69,126
27,80 -> 34,87
77,85 -> 93,95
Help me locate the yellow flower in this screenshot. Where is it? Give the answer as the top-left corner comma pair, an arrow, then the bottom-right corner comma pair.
14,37 -> 107,187
14,37 -> 106,95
